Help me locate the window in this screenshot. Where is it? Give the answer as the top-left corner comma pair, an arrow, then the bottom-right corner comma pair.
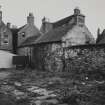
21,32 -> 25,37
2,38 -> 9,45
3,40 -> 9,44
4,34 -> 8,38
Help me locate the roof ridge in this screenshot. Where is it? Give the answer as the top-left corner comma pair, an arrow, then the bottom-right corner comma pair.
52,15 -> 74,28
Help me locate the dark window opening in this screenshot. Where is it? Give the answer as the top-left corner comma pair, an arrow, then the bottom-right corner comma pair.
4,34 -> 8,38
21,32 -> 25,37
3,40 -> 9,44
86,40 -> 90,44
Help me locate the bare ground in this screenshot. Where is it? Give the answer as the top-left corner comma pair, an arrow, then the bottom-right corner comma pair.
0,69 -> 105,105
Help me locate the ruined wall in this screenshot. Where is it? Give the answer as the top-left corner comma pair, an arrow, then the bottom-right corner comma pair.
32,44 -> 105,73
32,43 -> 62,70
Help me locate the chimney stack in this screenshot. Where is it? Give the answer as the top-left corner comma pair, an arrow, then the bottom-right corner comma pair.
7,22 -> 11,28
27,12 -> 34,25
74,7 -> 80,15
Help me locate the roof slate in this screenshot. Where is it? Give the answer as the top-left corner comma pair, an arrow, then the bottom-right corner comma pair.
19,33 -> 41,47
52,15 -> 74,28
18,24 -> 27,31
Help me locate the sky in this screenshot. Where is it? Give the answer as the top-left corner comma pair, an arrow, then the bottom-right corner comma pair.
0,0 -> 105,38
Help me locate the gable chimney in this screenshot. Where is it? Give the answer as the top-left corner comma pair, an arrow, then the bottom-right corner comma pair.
27,13 -> 34,25
74,7 -> 80,15
73,7 -> 85,25
7,22 -> 11,28
41,17 -> 52,33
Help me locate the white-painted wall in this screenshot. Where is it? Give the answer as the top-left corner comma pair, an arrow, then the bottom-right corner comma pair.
0,50 -> 17,68
62,25 -> 95,47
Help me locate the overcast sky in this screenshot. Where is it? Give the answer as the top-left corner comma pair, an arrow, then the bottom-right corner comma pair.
0,0 -> 105,38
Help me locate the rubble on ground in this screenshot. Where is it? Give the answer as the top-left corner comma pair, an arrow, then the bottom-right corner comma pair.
0,70 -> 105,105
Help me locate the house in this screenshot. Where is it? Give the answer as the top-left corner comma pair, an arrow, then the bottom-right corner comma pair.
0,9 -> 13,51
0,7 -> 18,68
17,13 -> 40,47
18,8 -> 95,70
39,7 -> 95,46
17,13 -> 41,67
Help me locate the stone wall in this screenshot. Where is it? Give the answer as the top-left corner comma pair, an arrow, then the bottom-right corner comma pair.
32,44 -> 105,74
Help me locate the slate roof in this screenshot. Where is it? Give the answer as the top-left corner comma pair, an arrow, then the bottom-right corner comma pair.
11,28 -> 19,34
19,33 -> 41,47
35,24 -> 75,44
18,22 -> 41,47
20,15 -> 76,47
52,15 -> 74,28
18,24 -> 27,31
49,14 -> 84,29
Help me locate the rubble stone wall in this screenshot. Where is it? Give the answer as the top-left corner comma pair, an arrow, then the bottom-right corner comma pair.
32,44 -> 105,72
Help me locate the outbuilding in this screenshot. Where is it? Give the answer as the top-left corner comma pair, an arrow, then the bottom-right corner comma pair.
0,50 -> 17,68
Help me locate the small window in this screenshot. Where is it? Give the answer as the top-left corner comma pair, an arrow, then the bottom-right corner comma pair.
86,40 -> 90,44
21,32 -> 25,37
3,40 -> 9,44
3,38 -> 9,45
4,34 -> 8,38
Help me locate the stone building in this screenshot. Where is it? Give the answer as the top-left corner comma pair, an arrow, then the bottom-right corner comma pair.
17,13 -> 41,67
18,8 -> 96,70
0,9 -> 13,51
0,8 -> 18,69
39,8 -> 95,46
17,13 -> 40,47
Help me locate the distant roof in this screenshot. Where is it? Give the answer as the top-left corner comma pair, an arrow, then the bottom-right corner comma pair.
11,28 -> 19,35
36,24 -> 75,44
18,24 -> 27,30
